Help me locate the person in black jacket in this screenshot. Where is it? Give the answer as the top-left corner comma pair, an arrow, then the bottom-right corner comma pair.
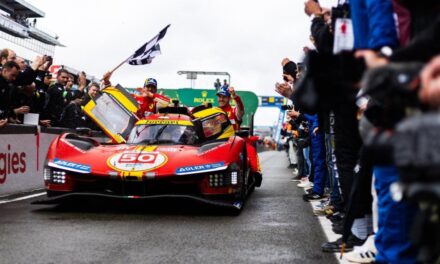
304,0 -> 333,54
59,90 -> 85,129
0,61 -> 20,126
0,48 -> 48,87
43,68 -> 69,127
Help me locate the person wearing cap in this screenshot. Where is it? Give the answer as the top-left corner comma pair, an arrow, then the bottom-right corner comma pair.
133,78 -> 170,118
216,86 -> 244,131
216,86 -> 262,186
100,72 -> 170,118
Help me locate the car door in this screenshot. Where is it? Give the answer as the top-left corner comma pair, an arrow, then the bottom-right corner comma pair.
83,85 -> 139,143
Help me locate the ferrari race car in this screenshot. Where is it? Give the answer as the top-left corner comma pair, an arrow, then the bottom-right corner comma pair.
38,86 -> 261,211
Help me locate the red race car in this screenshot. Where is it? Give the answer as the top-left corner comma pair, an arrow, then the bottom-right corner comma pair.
38,86 -> 261,212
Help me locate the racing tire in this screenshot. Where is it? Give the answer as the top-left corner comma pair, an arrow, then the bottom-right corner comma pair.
231,146 -> 249,215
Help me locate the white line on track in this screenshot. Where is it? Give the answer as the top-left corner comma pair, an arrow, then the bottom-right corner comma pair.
0,192 -> 46,205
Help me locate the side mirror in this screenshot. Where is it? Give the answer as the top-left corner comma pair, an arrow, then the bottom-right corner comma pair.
235,130 -> 249,138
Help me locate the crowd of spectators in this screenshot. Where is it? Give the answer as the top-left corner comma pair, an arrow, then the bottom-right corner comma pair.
1,1 -> 440,262
276,0 -> 440,263
1,12 -> 37,28
0,48 -> 101,131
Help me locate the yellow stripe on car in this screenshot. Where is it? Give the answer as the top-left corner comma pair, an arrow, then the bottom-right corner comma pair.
103,87 -> 138,113
136,120 -> 193,126
192,107 -> 225,119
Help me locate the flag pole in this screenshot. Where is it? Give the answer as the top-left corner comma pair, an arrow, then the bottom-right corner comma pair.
108,55 -> 132,75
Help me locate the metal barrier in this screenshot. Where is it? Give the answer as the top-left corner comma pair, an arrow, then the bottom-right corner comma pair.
0,124 -> 107,198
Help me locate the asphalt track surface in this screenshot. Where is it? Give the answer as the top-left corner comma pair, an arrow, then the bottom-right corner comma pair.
0,151 -> 337,264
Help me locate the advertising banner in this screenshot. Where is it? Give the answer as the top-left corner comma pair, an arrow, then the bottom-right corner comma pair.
0,133 -> 39,196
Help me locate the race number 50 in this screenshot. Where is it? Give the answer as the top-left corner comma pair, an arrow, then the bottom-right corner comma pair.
118,153 -> 157,163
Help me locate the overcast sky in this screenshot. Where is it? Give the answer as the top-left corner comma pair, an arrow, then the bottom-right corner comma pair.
27,0 -> 335,126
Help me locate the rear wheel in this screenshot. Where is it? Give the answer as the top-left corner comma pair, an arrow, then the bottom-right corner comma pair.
233,146 -> 249,209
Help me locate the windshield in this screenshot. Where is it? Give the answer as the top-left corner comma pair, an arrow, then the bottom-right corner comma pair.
127,124 -> 199,145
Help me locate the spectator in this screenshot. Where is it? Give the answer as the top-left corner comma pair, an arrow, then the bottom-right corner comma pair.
214,78 -> 221,91
419,55 -> 440,107
43,68 -> 69,127
65,73 -> 76,103
0,61 -> 20,125
82,82 -> 102,131
77,71 -> 87,93
60,92 -> 85,129
0,48 -> 17,65
82,82 -> 100,106
221,79 -> 229,90
304,0 -> 333,54
16,57 -> 27,71
0,48 -> 47,86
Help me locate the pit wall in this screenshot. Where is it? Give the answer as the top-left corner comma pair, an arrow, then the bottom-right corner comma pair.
0,125 -> 106,197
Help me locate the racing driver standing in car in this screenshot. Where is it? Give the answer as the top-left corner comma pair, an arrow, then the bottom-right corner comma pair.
134,78 -> 170,118
101,72 -> 170,118
216,86 -> 262,187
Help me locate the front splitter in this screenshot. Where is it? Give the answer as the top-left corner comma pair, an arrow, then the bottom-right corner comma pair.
32,192 -> 243,211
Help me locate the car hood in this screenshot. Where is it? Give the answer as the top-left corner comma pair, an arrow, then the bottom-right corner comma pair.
48,141 -> 234,179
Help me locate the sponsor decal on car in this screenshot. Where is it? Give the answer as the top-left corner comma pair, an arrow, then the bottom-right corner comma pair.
157,147 -> 180,152
107,150 -> 168,172
49,158 -> 91,173
175,162 -> 227,175
137,120 -> 193,126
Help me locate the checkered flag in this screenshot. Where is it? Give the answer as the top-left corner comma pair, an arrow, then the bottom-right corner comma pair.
128,24 -> 170,65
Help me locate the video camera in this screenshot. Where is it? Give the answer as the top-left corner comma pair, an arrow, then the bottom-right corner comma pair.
360,62 -> 423,129
359,62 -> 440,262
360,62 -> 423,164
393,113 -> 440,263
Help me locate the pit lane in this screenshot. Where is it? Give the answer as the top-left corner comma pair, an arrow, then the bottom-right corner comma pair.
0,151 -> 337,264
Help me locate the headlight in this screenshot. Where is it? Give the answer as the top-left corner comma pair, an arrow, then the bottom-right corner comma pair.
44,168 -> 67,184
208,171 -> 239,187
231,171 -> 238,185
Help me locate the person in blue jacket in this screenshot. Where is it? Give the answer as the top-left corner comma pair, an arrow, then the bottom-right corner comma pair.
351,0 -> 418,263
302,113 -> 328,201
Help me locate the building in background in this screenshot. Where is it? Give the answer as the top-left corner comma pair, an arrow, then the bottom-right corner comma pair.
0,0 -> 63,60
0,1 -> 99,83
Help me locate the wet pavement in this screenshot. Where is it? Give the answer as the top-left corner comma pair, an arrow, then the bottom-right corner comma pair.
0,151 -> 336,264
